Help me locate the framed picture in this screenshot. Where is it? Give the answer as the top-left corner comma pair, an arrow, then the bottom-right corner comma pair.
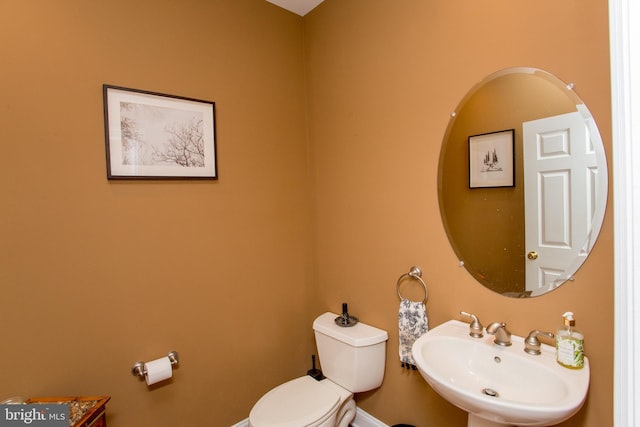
468,129 -> 515,188
103,85 -> 216,179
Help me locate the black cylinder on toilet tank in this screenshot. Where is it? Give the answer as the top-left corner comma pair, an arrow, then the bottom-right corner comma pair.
334,302 -> 359,327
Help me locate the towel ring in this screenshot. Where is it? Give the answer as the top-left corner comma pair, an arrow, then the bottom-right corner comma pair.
396,266 -> 428,304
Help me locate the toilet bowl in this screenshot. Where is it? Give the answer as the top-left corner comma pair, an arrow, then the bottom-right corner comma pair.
249,376 -> 355,427
249,312 -> 388,427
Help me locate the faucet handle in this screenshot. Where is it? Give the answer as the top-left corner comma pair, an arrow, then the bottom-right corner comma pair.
460,311 -> 483,338
524,330 -> 555,355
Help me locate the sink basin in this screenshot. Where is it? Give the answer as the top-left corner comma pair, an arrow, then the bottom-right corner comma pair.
412,320 -> 589,427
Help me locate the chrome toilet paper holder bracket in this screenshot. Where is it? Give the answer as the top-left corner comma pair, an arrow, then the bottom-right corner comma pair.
131,351 -> 179,377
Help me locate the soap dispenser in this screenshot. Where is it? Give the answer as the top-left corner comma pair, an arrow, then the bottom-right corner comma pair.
556,312 -> 584,369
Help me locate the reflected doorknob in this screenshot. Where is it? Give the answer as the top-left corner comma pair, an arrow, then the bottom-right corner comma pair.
527,251 -> 539,260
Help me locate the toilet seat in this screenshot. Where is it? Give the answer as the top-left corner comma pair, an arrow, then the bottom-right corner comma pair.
249,376 -> 341,427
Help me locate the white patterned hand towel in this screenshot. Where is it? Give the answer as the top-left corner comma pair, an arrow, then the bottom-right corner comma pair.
398,298 -> 429,369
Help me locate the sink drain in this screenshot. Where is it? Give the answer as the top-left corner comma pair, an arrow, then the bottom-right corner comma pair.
482,388 -> 499,398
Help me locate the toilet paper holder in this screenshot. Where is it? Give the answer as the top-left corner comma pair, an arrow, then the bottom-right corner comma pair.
131,351 -> 179,378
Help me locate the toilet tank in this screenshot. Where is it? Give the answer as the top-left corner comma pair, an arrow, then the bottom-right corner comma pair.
313,312 -> 388,393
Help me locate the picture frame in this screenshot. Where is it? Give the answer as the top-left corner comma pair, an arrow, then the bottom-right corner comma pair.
468,129 -> 515,188
103,85 -> 217,179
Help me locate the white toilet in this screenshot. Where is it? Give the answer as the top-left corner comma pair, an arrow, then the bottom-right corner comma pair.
249,312 -> 388,427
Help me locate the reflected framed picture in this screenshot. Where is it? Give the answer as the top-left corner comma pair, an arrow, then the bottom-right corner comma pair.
468,129 -> 515,188
103,85 -> 217,179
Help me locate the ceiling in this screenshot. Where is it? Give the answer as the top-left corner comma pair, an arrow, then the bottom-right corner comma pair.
265,0 -> 325,16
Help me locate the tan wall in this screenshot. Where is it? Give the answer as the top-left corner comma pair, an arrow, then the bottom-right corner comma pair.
0,0 -> 613,426
0,1 -> 315,425
305,1 -> 612,427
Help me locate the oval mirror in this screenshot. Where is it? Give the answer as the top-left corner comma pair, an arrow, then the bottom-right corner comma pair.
438,67 -> 608,298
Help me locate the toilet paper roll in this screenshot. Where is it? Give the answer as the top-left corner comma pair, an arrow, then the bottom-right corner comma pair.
144,356 -> 173,386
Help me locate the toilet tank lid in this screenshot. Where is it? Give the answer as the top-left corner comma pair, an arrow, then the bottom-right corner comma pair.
313,312 -> 388,347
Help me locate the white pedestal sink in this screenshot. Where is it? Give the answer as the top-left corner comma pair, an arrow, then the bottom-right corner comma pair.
412,320 -> 590,426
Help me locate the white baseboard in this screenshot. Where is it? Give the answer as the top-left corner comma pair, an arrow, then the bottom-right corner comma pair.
230,407 -> 388,427
351,407 -> 389,427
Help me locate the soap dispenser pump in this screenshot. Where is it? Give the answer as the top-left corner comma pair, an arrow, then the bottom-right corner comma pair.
556,311 -> 585,369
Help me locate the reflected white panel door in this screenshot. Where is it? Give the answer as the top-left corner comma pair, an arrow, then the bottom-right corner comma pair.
523,111 -> 597,295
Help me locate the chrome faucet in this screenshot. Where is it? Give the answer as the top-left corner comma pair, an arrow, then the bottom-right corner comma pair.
524,330 -> 555,355
459,311 -> 483,338
486,322 -> 512,346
